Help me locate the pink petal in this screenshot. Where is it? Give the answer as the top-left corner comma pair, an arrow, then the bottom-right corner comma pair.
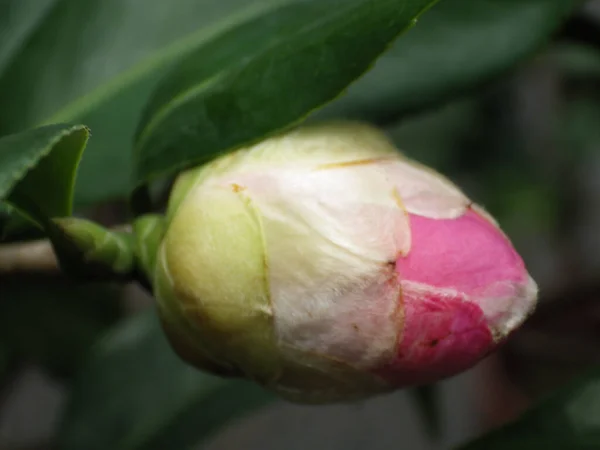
397,209 -> 527,294
374,208 -> 536,385
375,288 -> 493,385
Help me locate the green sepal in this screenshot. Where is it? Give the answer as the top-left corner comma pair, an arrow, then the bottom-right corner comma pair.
50,217 -> 136,281
132,214 -> 166,289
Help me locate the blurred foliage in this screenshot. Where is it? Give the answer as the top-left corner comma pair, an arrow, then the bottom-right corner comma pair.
0,276 -> 123,378
0,0 -> 599,449
0,0 -> 288,206
58,311 -> 272,450
459,368 -> 600,450
0,341 -> 15,381
410,384 -> 442,439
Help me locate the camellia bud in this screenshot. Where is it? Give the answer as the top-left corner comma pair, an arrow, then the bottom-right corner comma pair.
154,121 -> 538,403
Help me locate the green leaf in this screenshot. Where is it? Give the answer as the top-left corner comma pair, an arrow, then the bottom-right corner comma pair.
0,275 -> 122,378
0,124 -> 89,225
58,310 -> 273,450
133,0 -> 437,185
0,0 -> 291,206
318,0 -> 574,123
457,369 -> 600,450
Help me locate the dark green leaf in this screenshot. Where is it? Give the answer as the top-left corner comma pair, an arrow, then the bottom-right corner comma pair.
457,369 -> 600,450
0,0 -> 291,206
133,0 -> 437,185
58,310 -> 273,450
0,124 -> 89,225
0,275 -> 122,378
318,0 -> 574,123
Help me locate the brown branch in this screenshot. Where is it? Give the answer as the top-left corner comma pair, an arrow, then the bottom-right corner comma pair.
0,223 -> 136,280
0,239 -> 60,275
0,222 -> 134,277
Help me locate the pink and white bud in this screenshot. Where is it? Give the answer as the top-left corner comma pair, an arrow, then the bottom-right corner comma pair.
154,121 -> 537,403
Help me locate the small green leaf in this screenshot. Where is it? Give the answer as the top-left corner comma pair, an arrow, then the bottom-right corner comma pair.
58,311 -> 273,450
318,0 -> 574,123
457,369 -> 600,450
133,0 -> 438,185
0,124 -> 89,225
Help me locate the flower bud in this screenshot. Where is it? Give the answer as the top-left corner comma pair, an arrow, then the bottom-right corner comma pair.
154,121 -> 537,403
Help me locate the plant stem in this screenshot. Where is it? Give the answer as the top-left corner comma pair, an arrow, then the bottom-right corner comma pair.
0,239 -> 60,275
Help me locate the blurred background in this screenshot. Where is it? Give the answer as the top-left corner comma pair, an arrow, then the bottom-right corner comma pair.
1,0 -> 600,449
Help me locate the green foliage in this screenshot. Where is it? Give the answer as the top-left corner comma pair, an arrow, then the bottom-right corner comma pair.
0,276 -> 122,378
0,0 -> 574,204
0,0 -> 289,205
132,0 -> 437,186
0,0 -> 56,75
58,311 -> 272,450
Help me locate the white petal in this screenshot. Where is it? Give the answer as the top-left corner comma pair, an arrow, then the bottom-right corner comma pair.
387,159 -> 470,219
218,163 -> 407,369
